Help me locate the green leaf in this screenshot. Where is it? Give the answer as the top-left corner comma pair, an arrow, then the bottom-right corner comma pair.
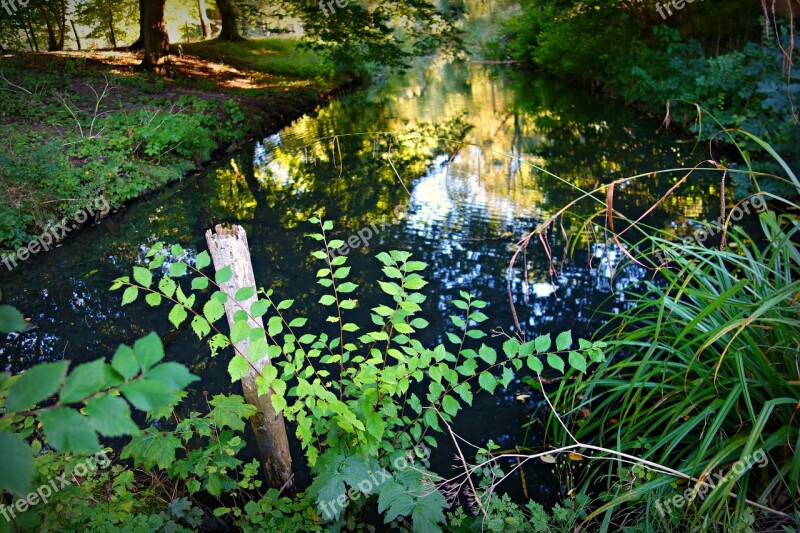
209,394 -> 257,432
465,329 -> 486,339
111,344 -> 139,381
404,261 -> 427,272
500,366 -> 514,388
149,254 -> 166,269
122,431 -> 182,470
231,320 -> 252,344
38,407 -> 100,453
375,252 -> 393,266
191,276 -> 209,290
145,292 -> 162,307
195,251 -> 211,270
251,299 -> 269,318
568,351 -> 587,373
378,480 -> 415,522
338,282 -> 358,293
146,242 -> 164,257
191,315 -> 211,339
410,318 -> 429,329
0,305 -> 28,334
0,431 -> 33,494
503,338 -> 520,357
556,331 -> 573,351
450,315 -> 466,328
248,337 -> 269,363
235,287 -> 255,301
121,286 -> 139,306
383,266 -> 403,279
6,361 -> 69,412
378,281 -> 402,297
527,356 -> 543,374
148,362 -> 198,391
289,317 -> 307,328
547,353 -> 565,374
333,267 -> 350,279
208,334 -> 230,357
441,395 -> 460,417
169,304 -> 188,328
478,344 -> 497,365
469,311 -> 488,323
403,277 -> 427,290
276,299 -> 294,311
319,295 -> 336,306
478,372 -> 498,394
228,355 -> 249,382
158,277 -> 177,298
132,266 -> 153,288
534,333 -> 551,354
169,262 -> 187,277
60,359 -> 107,404
133,332 -> 165,372
85,395 -> 138,437
267,316 -> 283,337
121,379 -> 178,413
454,382 -> 473,406
203,298 -> 226,324
215,266 -> 233,285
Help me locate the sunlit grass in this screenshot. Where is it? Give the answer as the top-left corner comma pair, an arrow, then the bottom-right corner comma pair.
182,37 -> 338,80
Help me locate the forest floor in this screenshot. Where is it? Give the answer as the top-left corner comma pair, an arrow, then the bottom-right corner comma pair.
0,37 -> 352,255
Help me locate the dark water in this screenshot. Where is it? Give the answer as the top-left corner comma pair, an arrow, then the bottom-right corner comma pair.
0,63 -> 723,504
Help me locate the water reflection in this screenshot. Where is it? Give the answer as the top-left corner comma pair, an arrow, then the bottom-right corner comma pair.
1,63 -> 724,503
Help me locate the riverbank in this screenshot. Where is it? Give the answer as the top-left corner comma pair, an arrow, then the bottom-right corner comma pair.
0,38 -> 352,258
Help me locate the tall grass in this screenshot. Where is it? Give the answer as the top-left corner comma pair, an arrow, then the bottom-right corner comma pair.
533,132 -> 800,531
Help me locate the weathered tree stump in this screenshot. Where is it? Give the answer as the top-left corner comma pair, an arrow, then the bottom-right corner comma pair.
205,224 -> 293,492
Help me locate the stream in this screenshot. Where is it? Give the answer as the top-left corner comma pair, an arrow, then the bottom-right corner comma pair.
0,62 -> 723,504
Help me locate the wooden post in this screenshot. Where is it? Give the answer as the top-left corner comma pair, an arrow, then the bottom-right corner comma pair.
205,224 -> 293,492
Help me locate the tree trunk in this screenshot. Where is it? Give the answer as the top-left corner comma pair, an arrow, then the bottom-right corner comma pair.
128,0 -> 145,51
108,9 -> 117,48
205,225 -> 294,492
217,0 -> 244,41
70,20 -> 81,50
138,0 -> 170,71
38,2 -> 64,51
197,0 -> 209,39
27,21 -> 39,52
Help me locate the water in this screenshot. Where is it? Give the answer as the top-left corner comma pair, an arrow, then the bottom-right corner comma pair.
0,63 -> 722,504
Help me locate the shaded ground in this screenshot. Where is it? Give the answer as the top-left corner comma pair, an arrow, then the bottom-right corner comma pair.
0,38 -> 352,255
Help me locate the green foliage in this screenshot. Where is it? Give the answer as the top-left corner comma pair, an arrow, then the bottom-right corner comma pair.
0,289 -> 28,334
115,220 -> 606,531
445,439 -> 587,532
278,0 -> 462,75
499,1 -> 800,193
541,135 -> 800,530
0,333 -> 197,496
